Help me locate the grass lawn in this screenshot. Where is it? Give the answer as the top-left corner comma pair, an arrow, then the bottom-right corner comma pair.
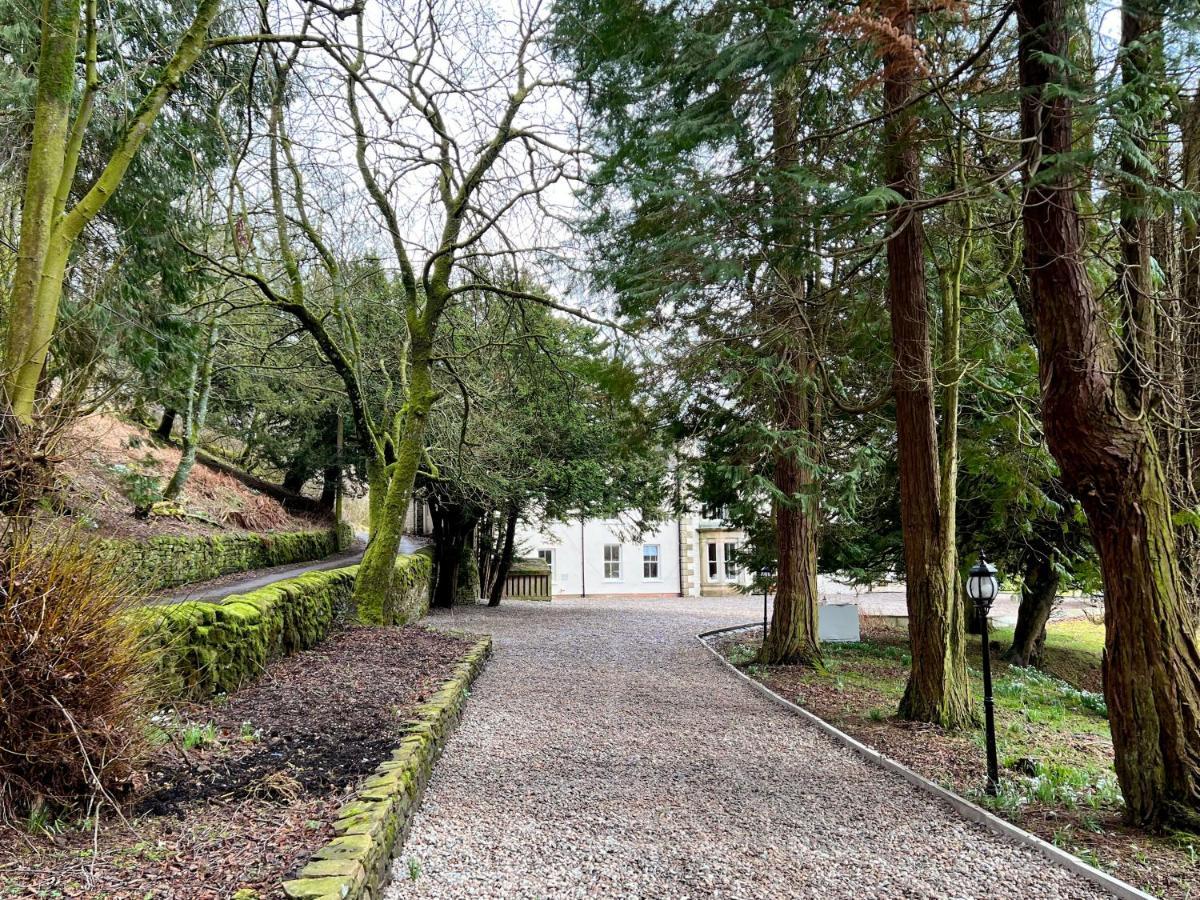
721,616 -> 1199,899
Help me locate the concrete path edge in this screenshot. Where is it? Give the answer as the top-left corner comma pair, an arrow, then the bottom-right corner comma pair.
696,623 -> 1151,900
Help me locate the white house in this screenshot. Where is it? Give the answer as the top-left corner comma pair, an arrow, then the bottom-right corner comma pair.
513,510 -> 753,598
403,492 -> 755,597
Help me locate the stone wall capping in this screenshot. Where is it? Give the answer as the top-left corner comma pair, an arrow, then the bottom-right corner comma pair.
282,636 -> 493,900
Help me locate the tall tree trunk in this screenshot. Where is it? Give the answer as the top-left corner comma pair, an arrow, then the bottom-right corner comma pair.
760,341 -> 823,665
351,350 -> 434,624
1177,93 -> 1200,613
2,0 -> 80,422
478,505 -> 499,596
163,321 -> 219,501
487,504 -> 519,607
3,0 -> 221,422
758,61 -> 822,667
320,465 -> 340,511
433,532 -> 464,609
365,454 -> 388,538
431,501 -> 470,610
883,0 -> 972,728
940,140 -> 972,636
1016,0 -> 1200,829
456,535 -> 481,605
1005,555 -> 1060,668
1116,0 -> 1163,411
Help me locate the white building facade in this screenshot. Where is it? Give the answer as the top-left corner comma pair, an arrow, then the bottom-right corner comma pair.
404,498 -> 756,598
514,511 -> 752,598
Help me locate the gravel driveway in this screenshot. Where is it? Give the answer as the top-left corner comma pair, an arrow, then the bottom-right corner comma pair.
386,596 -> 1111,899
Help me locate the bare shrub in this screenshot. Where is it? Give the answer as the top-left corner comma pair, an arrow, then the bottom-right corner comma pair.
0,533 -> 151,822
0,411 -> 62,521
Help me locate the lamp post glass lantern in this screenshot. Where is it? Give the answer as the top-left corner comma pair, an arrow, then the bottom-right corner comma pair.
967,552 -> 1001,796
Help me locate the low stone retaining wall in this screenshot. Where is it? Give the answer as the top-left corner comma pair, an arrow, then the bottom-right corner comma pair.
133,548 -> 432,700
283,636 -> 493,900
100,521 -> 353,591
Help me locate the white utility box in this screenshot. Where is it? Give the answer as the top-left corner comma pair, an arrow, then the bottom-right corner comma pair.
818,602 -> 861,642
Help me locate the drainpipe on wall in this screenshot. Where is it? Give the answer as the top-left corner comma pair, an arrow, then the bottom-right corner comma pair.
677,516 -> 684,597
580,517 -> 586,598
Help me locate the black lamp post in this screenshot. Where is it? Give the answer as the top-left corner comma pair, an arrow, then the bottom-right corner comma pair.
967,551 -> 1000,796
759,568 -> 771,650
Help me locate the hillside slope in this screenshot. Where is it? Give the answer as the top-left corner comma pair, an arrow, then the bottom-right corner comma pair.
49,414 -> 329,540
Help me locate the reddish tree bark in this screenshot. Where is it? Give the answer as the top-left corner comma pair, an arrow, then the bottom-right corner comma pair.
758,42 -> 822,666
1017,0 -> 1200,829
760,339 -> 823,665
882,0 -> 971,728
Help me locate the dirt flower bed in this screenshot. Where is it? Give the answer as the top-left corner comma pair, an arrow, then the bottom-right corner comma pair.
0,624 -> 473,899
718,617 -> 1199,899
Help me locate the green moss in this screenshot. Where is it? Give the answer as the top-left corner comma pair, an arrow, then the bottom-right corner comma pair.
286,636 -> 491,900
134,549 -> 434,701
96,526 -> 349,592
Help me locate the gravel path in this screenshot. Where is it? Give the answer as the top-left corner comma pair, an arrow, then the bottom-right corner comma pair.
387,596 -> 1112,899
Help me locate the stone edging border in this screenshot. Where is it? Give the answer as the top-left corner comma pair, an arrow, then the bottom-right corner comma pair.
282,634 -> 493,900
696,623 -> 1152,900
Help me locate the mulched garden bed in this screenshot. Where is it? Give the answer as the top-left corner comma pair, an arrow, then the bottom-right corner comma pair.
717,618 -> 1199,900
0,624 -> 474,899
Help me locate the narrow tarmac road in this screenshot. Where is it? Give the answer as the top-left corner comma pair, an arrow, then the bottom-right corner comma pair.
154,534 -> 426,604
387,596 -> 1111,899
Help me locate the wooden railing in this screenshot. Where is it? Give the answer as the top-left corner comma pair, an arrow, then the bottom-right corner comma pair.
502,560 -> 552,601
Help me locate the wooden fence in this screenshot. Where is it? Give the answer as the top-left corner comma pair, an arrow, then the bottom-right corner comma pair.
502,560 -> 552,601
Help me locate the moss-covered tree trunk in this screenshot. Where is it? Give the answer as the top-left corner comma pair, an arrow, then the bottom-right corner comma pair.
2,0 -> 79,422
883,0 -> 972,729
1017,0 -> 1200,829
365,455 -> 388,538
351,350 -> 434,625
456,538 -> 481,605
3,0 -> 221,422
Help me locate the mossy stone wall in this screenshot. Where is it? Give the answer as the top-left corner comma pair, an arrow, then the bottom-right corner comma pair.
100,521 -> 353,592
133,547 -> 432,701
283,637 -> 492,900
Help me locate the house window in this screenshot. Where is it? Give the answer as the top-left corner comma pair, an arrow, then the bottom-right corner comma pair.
537,548 -> 554,568
603,544 -> 621,580
707,542 -> 719,579
642,544 -> 660,579
724,541 -> 739,579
